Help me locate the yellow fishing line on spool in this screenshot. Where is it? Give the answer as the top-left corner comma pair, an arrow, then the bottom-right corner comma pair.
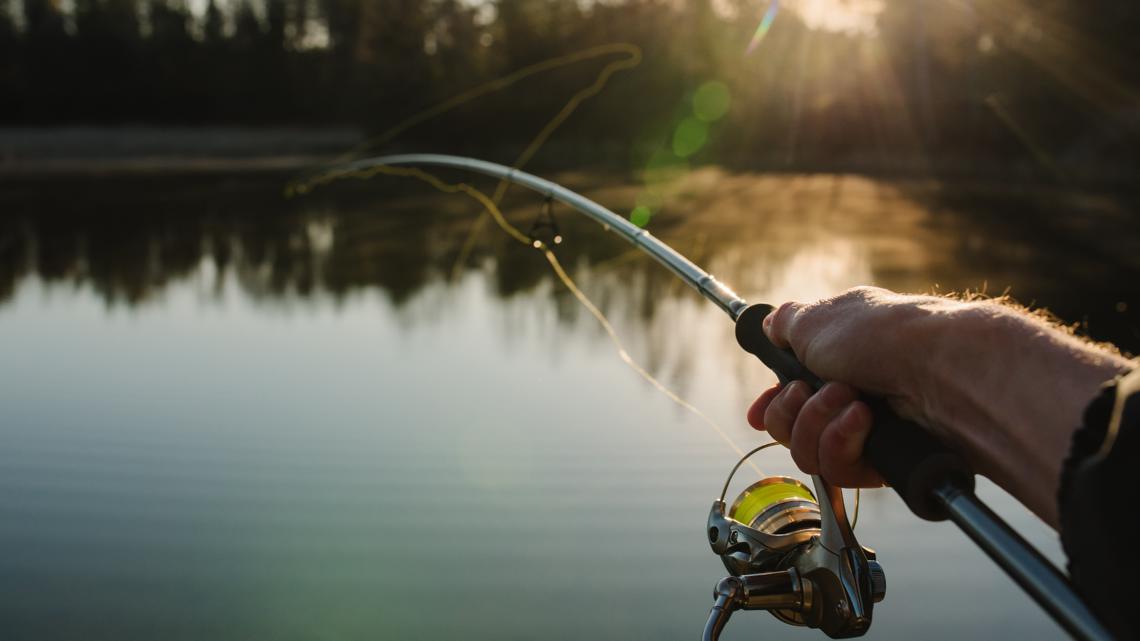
729,477 -> 816,528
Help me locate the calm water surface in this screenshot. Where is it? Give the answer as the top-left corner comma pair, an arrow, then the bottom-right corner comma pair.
2,169 -> 1138,640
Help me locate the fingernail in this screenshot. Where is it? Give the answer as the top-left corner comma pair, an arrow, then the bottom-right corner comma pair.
786,380 -> 809,403
768,384 -> 788,405
762,312 -> 773,334
835,403 -> 862,434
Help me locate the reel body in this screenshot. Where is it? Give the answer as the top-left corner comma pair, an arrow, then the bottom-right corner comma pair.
703,447 -> 886,640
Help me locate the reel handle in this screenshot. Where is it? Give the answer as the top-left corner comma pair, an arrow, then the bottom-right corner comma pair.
734,304 -> 974,521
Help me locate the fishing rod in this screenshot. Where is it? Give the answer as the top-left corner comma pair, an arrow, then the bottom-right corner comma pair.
333,153 -> 1114,641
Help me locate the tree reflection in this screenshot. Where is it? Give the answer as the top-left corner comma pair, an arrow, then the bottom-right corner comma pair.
0,170 -> 1137,353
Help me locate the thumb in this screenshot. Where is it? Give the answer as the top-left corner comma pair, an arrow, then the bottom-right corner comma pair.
763,301 -> 802,350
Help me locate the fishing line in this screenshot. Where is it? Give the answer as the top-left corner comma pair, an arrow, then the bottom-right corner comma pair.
446,44 -> 641,280
289,43 -> 641,198
300,161 -> 763,476
718,443 -> 861,529
291,43 -> 764,472
324,43 -> 642,168
290,43 -> 642,279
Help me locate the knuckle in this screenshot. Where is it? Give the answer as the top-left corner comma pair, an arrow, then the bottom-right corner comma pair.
778,381 -> 805,407
770,301 -> 799,341
797,391 -> 829,424
783,308 -> 809,344
844,285 -> 884,300
774,300 -> 798,323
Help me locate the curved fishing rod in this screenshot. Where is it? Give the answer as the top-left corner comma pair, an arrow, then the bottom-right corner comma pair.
336,153 -> 1114,641
329,154 -> 749,319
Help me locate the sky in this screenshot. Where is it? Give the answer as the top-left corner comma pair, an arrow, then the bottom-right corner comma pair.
178,0 -> 887,37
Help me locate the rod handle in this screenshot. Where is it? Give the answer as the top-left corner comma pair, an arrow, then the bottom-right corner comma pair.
735,304 -> 974,521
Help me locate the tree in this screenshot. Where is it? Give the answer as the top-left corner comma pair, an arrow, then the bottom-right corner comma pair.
203,0 -> 224,45
149,0 -> 193,46
266,0 -> 287,50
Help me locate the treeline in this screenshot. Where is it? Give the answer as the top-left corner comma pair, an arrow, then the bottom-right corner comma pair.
2,0 -> 1140,170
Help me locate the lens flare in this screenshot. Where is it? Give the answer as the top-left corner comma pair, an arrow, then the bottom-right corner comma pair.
693,81 -> 731,122
747,0 -> 780,54
672,118 -> 709,157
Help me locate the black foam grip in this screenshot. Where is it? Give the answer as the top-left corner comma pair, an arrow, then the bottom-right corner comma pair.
734,303 -> 974,521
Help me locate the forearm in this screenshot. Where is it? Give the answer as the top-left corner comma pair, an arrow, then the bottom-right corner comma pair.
926,302 -> 1133,526
758,286 -> 1134,526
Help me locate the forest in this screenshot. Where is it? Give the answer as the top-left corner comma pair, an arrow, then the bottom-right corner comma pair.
2,0 -> 1140,175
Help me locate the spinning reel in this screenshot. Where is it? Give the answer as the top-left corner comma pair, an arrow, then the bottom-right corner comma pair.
704,443 -> 886,640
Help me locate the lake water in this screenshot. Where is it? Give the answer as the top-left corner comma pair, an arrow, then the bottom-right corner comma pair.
2,168 -> 1137,640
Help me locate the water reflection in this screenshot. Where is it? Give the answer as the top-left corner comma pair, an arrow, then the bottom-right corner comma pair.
2,169 -> 1137,352
3,168 -> 1138,641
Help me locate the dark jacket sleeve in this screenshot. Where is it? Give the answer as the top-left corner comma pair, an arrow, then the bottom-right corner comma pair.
1059,366 -> 1140,640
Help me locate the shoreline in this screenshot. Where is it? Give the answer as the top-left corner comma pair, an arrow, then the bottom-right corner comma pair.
1,126 -> 1137,191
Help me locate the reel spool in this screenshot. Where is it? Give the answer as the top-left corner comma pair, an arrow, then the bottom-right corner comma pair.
704,443 -> 886,640
729,476 -> 820,538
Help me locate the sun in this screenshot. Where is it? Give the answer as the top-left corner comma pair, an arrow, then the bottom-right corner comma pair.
784,0 -> 886,35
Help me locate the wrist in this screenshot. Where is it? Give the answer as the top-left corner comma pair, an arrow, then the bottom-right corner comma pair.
926,300 -> 1131,525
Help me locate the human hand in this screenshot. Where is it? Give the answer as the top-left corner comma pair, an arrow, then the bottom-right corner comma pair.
745,287 -> 949,487
743,286 -> 1132,527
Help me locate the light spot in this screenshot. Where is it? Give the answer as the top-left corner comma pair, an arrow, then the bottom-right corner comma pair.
672,118 -> 709,158
643,149 -> 688,187
636,189 -> 664,211
693,81 -> 731,122
630,206 -> 652,227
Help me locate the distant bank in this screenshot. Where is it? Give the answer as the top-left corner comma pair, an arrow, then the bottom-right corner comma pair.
0,127 -> 365,175
2,127 -> 1139,190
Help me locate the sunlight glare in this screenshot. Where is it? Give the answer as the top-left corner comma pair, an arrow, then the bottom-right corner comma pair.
785,0 -> 885,35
